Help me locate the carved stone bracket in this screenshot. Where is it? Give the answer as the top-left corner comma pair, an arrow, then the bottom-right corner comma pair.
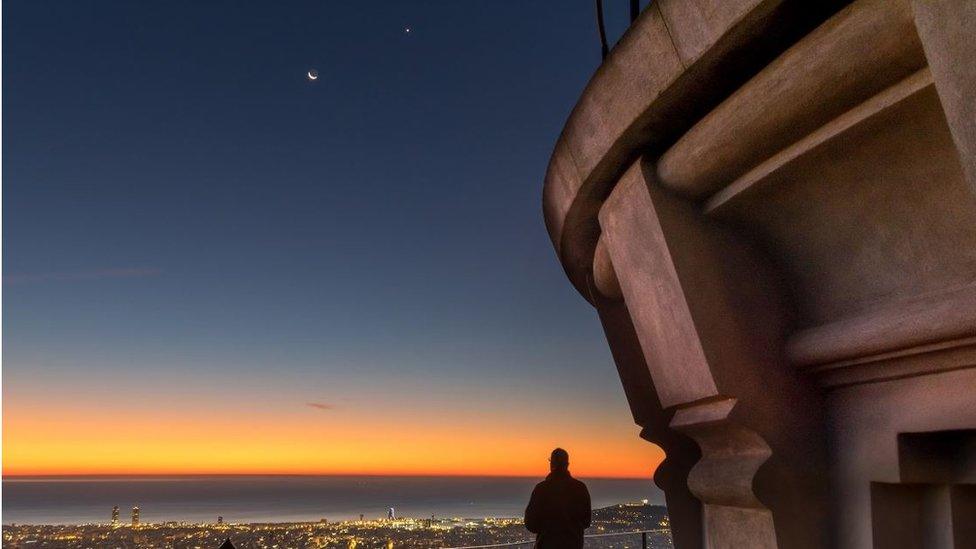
593,159 -> 829,548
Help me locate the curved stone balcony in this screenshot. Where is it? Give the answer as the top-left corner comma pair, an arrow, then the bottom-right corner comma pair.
542,1 -> 976,547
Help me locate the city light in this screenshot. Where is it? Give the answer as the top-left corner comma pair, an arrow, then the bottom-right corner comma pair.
2,503 -> 672,548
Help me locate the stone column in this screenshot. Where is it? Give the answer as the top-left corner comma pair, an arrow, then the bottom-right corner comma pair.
595,159 -> 830,549
590,270 -> 703,549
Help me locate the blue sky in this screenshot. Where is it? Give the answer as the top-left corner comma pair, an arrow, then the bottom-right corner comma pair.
3,1 -> 661,476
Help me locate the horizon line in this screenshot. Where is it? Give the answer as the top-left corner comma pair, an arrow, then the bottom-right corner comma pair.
3,472 -> 653,481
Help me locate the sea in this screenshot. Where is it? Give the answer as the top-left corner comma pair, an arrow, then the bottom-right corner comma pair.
1,475 -> 664,525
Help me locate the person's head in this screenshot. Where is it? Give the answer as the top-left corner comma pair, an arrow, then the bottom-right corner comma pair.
549,448 -> 569,472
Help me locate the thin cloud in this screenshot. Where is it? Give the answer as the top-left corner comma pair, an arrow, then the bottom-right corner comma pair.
3,268 -> 160,285
306,402 -> 335,411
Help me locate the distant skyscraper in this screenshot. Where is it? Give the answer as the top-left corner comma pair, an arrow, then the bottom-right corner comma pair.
217,516 -> 223,525
359,514 -> 364,522
111,506 -> 120,525
387,507 -> 395,520
131,506 -> 140,526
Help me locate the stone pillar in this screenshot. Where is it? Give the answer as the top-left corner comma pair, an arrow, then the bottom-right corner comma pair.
590,276 -> 703,549
594,160 -> 830,549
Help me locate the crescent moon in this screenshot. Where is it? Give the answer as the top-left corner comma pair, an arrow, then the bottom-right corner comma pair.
307,70 -> 318,81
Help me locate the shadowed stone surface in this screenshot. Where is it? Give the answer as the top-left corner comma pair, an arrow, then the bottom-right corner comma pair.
542,0 -> 976,547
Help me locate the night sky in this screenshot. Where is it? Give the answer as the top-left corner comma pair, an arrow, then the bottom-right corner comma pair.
3,1 -> 662,476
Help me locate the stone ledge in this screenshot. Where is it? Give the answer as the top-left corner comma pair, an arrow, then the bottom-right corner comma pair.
705,68 -> 934,214
543,0 -> 846,298
656,0 -> 925,200
786,282 -> 976,368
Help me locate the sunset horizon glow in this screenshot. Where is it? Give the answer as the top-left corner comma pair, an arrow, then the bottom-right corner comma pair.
1,451 -> 664,478
3,385 -> 665,479
2,428 -> 664,479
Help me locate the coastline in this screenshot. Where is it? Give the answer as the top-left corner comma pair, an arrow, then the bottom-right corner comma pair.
2,475 -> 664,526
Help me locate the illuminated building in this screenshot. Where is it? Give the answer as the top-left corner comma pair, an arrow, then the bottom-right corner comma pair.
0,504 -> 672,548
387,507 -> 395,520
131,507 -> 140,527
111,506 -> 119,525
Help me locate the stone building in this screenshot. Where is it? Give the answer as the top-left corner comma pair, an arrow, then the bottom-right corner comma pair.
541,1 -> 975,547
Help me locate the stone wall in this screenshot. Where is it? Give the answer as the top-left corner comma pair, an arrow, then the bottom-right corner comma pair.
542,1 -> 976,547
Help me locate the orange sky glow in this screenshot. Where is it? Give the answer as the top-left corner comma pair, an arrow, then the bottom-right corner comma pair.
3,394 -> 665,479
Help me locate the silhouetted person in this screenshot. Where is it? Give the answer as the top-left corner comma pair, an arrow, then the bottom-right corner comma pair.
524,448 -> 591,548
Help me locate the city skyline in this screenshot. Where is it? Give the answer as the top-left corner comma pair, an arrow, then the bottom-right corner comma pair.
3,502 -> 673,548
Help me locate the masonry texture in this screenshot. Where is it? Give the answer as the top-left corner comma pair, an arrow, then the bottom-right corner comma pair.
542,1 -> 976,548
